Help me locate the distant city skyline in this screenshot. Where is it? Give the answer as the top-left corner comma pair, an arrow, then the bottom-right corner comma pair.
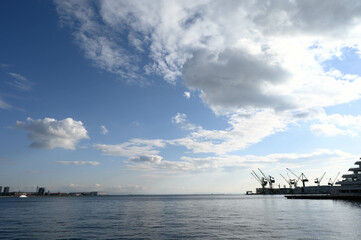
2,0 -> 361,194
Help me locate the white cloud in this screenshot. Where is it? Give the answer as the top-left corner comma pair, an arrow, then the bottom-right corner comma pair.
94,138 -> 167,157
55,0 -> 144,83
248,0 -> 361,35
126,148 -> 356,173
129,155 -> 163,164
0,99 -> 11,110
100,125 -> 108,135
54,0 -> 361,108
96,110 -> 288,158
184,91 -> 191,99
57,161 -> 100,166
172,112 -> 198,131
311,114 -> 361,136
15,117 -> 89,150
171,109 -> 288,154
8,72 -> 33,91
59,1 -> 361,169
109,184 -> 146,193
172,112 -> 186,124
54,1 -> 361,119
311,123 -> 345,137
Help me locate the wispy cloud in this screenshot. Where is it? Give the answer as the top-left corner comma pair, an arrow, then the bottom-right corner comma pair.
125,149 -> 356,174
100,125 -> 108,135
311,114 -> 361,137
171,110 -> 288,155
0,98 -> 11,110
8,72 -> 33,91
94,138 -> 166,157
57,161 -> 100,166
172,113 -> 198,131
131,121 -> 140,126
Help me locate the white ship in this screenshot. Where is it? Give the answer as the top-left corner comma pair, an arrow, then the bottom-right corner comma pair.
332,158 -> 361,197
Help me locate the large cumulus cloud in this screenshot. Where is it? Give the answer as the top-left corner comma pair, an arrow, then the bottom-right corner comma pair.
15,117 -> 89,150
55,0 -> 361,113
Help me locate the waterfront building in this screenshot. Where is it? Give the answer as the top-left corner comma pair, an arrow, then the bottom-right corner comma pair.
38,187 -> 45,196
3,186 -> 9,193
0,186 -> 2,193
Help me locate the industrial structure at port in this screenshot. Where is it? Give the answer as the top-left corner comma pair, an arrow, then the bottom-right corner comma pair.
285,158 -> 361,199
250,157 -> 361,200
250,166 -> 339,195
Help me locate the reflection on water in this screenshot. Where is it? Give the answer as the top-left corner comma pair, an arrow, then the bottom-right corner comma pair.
0,195 -> 361,239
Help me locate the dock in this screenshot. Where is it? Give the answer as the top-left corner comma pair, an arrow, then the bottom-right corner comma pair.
285,194 -> 361,200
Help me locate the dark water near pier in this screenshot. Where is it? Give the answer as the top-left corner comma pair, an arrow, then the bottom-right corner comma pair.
1,195 -> 361,239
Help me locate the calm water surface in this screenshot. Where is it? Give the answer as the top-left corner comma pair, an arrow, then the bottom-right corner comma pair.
1,195 -> 361,239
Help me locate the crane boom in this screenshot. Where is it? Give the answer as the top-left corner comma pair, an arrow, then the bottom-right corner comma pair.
258,168 -> 267,178
332,172 -> 340,185
286,168 -> 298,178
315,172 -> 326,186
319,172 -> 326,183
259,168 -> 275,191
280,174 -> 292,188
287,168 -> 308,187
328,172 -> 340,186
287,173 -> 296,186
251,170 -> 268,194
251,171 -> 262,184
280,174 -> 288,183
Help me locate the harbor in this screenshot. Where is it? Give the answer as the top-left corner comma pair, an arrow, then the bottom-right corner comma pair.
249,157 -> 361,200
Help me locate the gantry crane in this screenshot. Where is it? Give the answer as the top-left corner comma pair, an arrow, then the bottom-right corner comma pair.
280,174 -> 292,188
251,170 -> 267,193
314,172 -> 326,186
287,168 -> 308,188
287,173 -> 296,187
328,172 -> 340,186
258,168 -> 275,192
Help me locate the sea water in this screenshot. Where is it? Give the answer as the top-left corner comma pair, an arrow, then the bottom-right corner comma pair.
1,195 -> 361,239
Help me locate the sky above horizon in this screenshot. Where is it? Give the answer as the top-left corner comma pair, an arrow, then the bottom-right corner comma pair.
2,0 -> 361,194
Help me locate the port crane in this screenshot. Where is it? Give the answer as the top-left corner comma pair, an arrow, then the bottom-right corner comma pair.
328,172 -> 340,186
314,172 -> 326,186
280,174 -> 293,188
251,170 -> 267,193
287,168 -> 308,188
287,173 -> 296,188
258,168 -> 275,192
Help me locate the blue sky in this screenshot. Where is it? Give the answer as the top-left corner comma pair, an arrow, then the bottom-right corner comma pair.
2,0 -> 361,194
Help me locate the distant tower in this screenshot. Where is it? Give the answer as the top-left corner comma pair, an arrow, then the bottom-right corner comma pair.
3,186 -> 10,193
0,186 -> 2,193
38,187 -> 45,196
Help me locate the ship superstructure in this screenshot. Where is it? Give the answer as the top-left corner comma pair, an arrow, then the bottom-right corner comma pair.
332,159 -> 361,196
